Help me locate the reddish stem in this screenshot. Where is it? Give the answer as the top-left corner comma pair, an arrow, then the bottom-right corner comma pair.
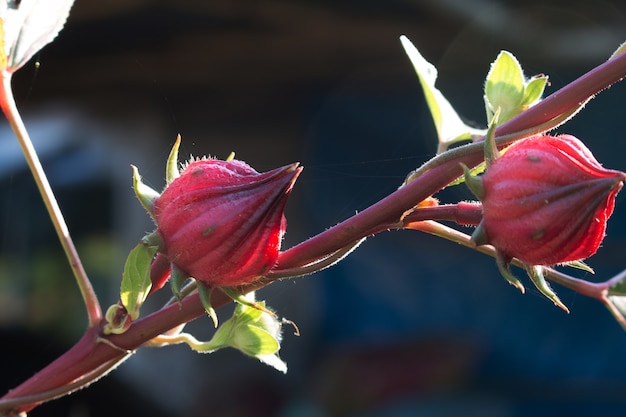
401,201 -> 483,227
275,51 -> 626,271
2,46 -> 626,416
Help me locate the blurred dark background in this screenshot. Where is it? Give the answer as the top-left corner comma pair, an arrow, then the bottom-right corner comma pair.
2,1 -> 626,416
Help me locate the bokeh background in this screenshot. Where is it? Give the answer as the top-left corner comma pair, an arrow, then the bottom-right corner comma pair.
2,1 -> 626,416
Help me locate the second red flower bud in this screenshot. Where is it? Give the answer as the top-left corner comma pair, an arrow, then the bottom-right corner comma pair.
471,134 -> 625,266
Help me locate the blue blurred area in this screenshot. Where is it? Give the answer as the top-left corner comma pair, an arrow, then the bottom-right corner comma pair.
298,69 -> 626,416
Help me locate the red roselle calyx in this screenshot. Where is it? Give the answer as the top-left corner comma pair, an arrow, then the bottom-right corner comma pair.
472,134 -> 626,266
153,158 -> 301,288
134,139 -> 302,291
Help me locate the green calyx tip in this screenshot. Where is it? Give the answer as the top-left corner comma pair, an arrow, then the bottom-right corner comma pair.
460,163 -> 485,199
525,265 -> 569,313
166,135 -> 182,184
170,264 -> 188,302
221,287 -> 278,319
484,108 -> 501,167
470,221 -> 489,246
197,282 -> 219,328
132,165 -> 160,218
141,231 -> 163,249
496,253 -> 525,294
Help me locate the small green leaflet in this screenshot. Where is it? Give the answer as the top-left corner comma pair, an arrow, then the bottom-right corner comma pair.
400,35 -> 484,149
484,51 -> 548,124
120,242 -> 157,320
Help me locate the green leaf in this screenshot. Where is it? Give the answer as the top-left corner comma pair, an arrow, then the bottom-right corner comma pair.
234,325 -> 280,356
400,35 -> 484,148
520,75 -> 548,107
1,0 -> 75,72
484,51 -> 525,122
120,242 -> 157,320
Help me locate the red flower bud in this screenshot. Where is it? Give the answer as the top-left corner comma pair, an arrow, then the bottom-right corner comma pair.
477,134 -> 625,265
153,159 -> 301,287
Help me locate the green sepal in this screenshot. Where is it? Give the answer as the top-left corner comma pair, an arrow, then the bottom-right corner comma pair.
495,253 -> 525,294
132,165 -> 160,219
564,260 -> 595,274
170,264 -> 188,302
460,163 -> 484,199
166,135 -> 181,185
484,107 -> 501,167
197,282 -> 219,328
524,265 -> 569,313
470,221 -> 489,247
221,287 -> 278,319
141,231 -> 163,249
120,242 -> 158,320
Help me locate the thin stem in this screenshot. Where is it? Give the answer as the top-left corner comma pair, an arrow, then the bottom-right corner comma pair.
409,220 -> 605,299
401,202 -> 483,226
268,238 -> 365,279
276,51 -> 626,273
0,72 -> 101,325
2,44 -> 626,416
0,354 -> 131,413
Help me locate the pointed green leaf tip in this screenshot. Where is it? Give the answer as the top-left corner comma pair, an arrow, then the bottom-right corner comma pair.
496,253 -> 525,294
400,35 -> 484,149
460,163 -> 484,199
166,135 -> 181,184
197,281 -> 219,328
132,165 -> 160,218
525,265 -> 569,313
484,107 -> 501,167
169,264 -> 188,302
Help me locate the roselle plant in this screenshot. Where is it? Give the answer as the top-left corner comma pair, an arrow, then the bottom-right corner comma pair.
2,2 -> 626,416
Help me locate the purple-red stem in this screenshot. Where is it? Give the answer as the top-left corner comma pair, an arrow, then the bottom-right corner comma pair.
275,52 -> 626,271
2,48 -> 626,416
